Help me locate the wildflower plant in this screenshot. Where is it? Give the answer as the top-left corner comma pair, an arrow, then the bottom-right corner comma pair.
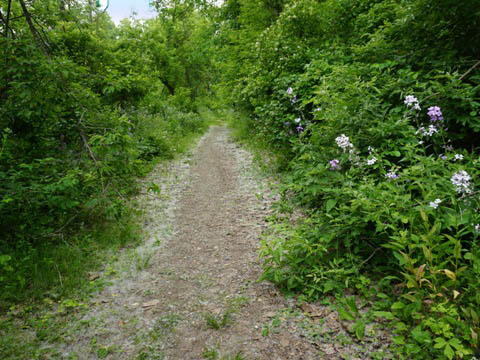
261,91 -> 480,359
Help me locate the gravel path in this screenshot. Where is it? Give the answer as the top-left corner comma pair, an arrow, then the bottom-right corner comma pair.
50,126 -> 390,359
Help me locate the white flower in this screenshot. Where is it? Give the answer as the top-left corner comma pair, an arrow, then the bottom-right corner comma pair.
417,125 -> 438,137
335,134 -> 354,151
475,224 -> 480,234
294,118 -> 301,123
404,95 -> 421,110
451,170 -> 472,194
429,199 -> 442,209
367,156 -> 377,165
453,154 -> 464,161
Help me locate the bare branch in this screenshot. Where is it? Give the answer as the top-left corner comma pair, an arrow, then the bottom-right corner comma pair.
18,0 -> 49,56
0,0 -> 15,38
5,0 -> 12,37
459,60 -> 480,81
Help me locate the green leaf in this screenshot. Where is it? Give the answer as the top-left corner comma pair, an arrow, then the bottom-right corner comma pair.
353,320 -> 365,340
326,199 -> 337,212
392,335 -> 405,345
434,337 -> 447,348
391,302 -> 405,310
346,297 -> 358,315
337,306 -> 356,321
373,311 -> 394,320
444,344 -> 454,360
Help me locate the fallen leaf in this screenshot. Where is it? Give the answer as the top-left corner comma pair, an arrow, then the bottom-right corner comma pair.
143,300 -> 160,308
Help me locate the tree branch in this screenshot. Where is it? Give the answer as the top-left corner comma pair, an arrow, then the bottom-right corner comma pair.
459,60 -> 480,81
18,0 -> 49,56
0,0 -> 15,38
5,0 -> 12,37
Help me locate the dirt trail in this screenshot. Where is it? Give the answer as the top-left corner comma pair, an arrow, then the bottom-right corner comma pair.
54,126 -> 389,359
147,126 -> 318,359
54,126 -> 317,359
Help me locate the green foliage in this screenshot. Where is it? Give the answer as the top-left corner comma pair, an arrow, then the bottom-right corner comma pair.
0,0 -> 215,304
217,0 -> 480,358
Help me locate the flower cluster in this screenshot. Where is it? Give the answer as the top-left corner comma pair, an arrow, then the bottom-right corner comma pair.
285,88 -> 305,134
367,157 -> 377,165
427,106 -> 443,123
453,154 -> 464,161
451,170 -> 472,194
329,159 -> 340,170
404,95 -> 421,110
429,198 -> 442,209
335,134 -> 353,151
386,171 -> 400,180
416,125 -> 438,137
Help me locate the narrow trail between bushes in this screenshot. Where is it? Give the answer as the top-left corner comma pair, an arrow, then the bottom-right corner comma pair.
53,126 -> 390,359
56,126 -> 319,359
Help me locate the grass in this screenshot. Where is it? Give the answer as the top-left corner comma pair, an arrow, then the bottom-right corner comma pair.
202,347 -> 247,360
0,209 -> 141,308
204,309 -> 234,330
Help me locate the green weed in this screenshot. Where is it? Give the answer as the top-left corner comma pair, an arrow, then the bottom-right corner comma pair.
204,309 -> 234,330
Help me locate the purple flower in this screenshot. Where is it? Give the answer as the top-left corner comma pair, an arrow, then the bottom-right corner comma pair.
285,121 -> 290,126
287,87 -> 294,96
329,159 -> 340,170
290,96 -> 298,104
439,154 -> 447,160
296,125 -> 304,133
427,106 -> 443,123
385,171 -> 400,180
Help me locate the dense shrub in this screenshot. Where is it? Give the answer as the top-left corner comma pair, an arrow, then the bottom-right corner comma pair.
218,0 -> 480,357
0,1 -> 213,303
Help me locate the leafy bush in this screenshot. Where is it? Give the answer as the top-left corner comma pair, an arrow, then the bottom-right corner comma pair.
0,0 -> 213,303
218,0 -> 480,358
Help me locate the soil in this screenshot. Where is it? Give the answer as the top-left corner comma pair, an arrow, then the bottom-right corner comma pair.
51,126 -> 391,359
